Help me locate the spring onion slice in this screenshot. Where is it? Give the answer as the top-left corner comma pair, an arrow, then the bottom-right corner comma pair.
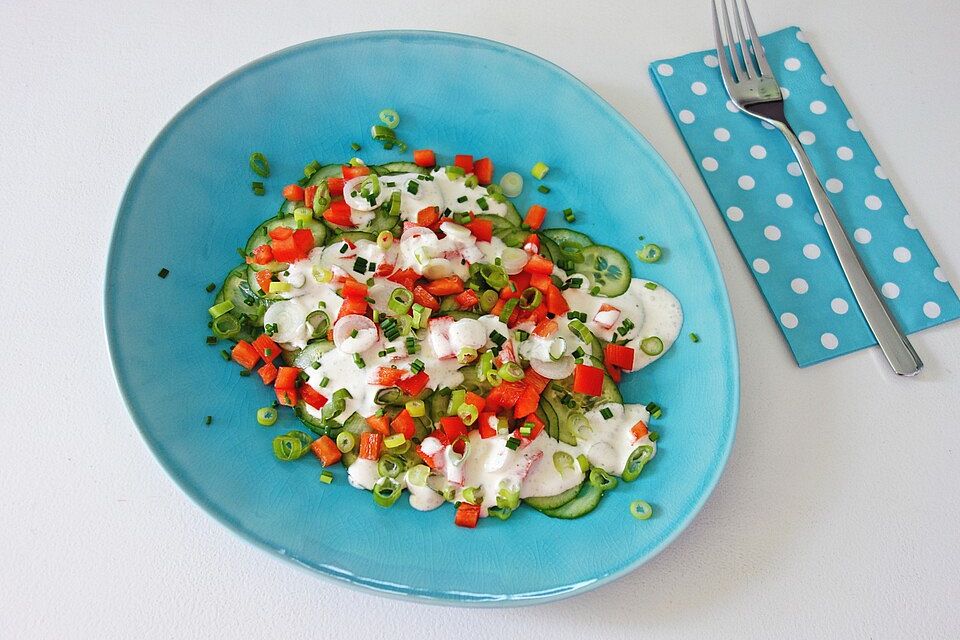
636,243 -> 663,263
499,171 -> 524,197
405,399 -> 426,418
249,152 -> 270,178
588,468 -> 618,491
498,361 -> 524,382
479,290 -> 499,313
640,336 -> 664,356
272,431 -> 312,461
384,433 -> 407,449
211,314 -> 241,339
457,347 -> 478,364
519,287 -> 543,310
462,486 -> 483,505
406,464 -> 430,487
621,445 -> 654,482
319,470 -> 334,484
378,108 -> 400,129
208,300 -> 235,318
496,481 -> 520,510
630,499 -> 653,520
388,287 -> 414,315
372,476 -> 402,507
447,389 -> 466,415
336,431 -> 356,453
377,230 -> 394,251
553,451 -> 574,473
531,161 -> 550,179
377,454 -> 405,479
498,298 -> 519,323
256,407 -> 277,426
457,402 -> 479,425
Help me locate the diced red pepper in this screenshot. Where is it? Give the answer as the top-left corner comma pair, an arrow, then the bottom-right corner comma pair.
605,360 -> 623,383
572,363 -> 604,396
463,218 -> 493,242
397,370 -> 429,397
341,278 -> 369,299
322,200 -> 354,227
413,149 -> 436,167
513,383 -> 541,419
523,204 -> 547,229
373,366 -> 406,386
270,236 -> 300,263
454,502 -> 481,528
454,289 -> 480,309
275,366 -> 300,390
366,414 -> 391,436
311,435 -> 342,466
251,244 -> 274,265
358,432 -> 382,460
275,387 -> 298,406
292,228 -> 315,255
413,285 -> 440,311
545,284 -> 569,316
477,412 -> 498,438
417,206 -> 441,229
523,233 -> 541,253
391,409 -> 415,439
299,384 -> 328,410
524,369 -> 551,394
605,343 -> 636,370
336,297 -> 368,321
485,380 -> 526,411
454,154 -> 474,174
257,362 -> 277,385
327,176 -> 345,196
416,437 -> 446,468
631,420 -> 649,441
268,225 -> 294,241
529,272 -> 552,293
424,276 -> 464,296
231,340 -> 260,370
252,334 -> 280,363
282,184 -> 305,202
464,391 -> 486,415
523,253 -> 554,275
532,319 -> 558,337
387,268 -> 419,291
342,164 -> 371,180
304,185 -> 318,209
518,412 -> 545,442
473,157 -> 493,185
516,303 -> 549,326
255,270 -> 273,294
439,415 -> 467,442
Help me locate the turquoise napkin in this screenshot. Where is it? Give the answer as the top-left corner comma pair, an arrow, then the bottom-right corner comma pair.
650,26 -> 959,366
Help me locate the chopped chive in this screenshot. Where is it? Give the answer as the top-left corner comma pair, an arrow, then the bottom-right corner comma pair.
406,180 -> 419,195
205,282 -> 216,293
219,349 -> 230,361
537,185 -> 550,194
319,470 -> 334,484
339,243 -> 348,254
649,431 -> 660,442
157,268 -> 169,278
505,437 -> 521,451
456,195 -> 468,203
489,331 -> 506,346
476,197 -> 489,211
350,329 -> 358,338
249,152 -> 270,177
319,376 -> 329,387
600,407 -> 613,420
690,333 -> 700,343
251,181 -> 265,196
304,160 -> 321,178
351,142 -> 361,151
204,415 -> 212,425
410,359 -> 425,374
353,354 -> 366,369
239,369 -> 251,377
644,282 -> 658,290
205,336 -> 218,345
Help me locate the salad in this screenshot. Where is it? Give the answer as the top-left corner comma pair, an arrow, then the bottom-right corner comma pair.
207,146 -> 682,528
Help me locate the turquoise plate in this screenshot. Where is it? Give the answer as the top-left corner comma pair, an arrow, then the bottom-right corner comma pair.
106,31 -> 738,605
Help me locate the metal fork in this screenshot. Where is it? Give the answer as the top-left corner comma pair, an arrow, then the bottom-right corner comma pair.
711,0 -> 923,376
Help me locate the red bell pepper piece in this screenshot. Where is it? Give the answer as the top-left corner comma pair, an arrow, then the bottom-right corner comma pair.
373,367 -> 406,386
413,149 -> 436,167
282,184 -> 305,202
322,200 -> 354,227
572,363 -> 604,396
268,225 -> 294,241
463,391 -> 486,415
257,362 -> 277,385
528,272 -> 552,293
454,154 -> 474,174
524,369 -> 551,394
255,270 -> 273,295
413,285 -> 440,311
391,409 -> 415,439
485,380 -> 526,411
477,412 -> 498,438
523,233 -> 541,253
342,165 -> 371,180
387,268 -> 419,291
424,276 -> 464,296
532,319 -> 558,337
454,289 -> 480,309
366,414 -> 391,436
341,278 -> 369,299
605,360 -> 623,383
274,366 -> 300,390
518,412 -> 545,442
358,432 -> 382,460
304,185 -> 318,209
311,435 -> 342,466
523,253 -> 554,275
397,370 -> 429,397
231,340 -> 260,370
251,244 -> 274,265
454,502 -> 481,528
336,297 -> 368,321
292,228 -> 315,256
464,218 -> 493,242
439,415 -> 467,443
513,383 -> 541,419
631,420 -> 649,441
523,204 -> 547,229
473,157 -> 493,185
275,387 -> 298,406
417,206 -> 441,228
545,284 -> 569,315
299,384 -> 328,410
604,343 -> 636,370
270,236 -> 300,263
252,334 -> 280,363
327,176 -> 345,196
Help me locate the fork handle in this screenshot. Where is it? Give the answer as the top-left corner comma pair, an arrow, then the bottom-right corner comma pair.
774,124 -> 923,376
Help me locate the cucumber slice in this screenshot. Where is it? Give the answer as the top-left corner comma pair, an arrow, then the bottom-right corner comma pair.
373,162 -> 424,175
427,387 -> 452,424
524,482 -> 582,511
539,234 -> 562,264
540,481 -> 604,519
334,230 -> 378,244
341,411 -> 368,434
293,340 -> 335,369
278,164 -> 344,215
537,400 -> 559,442
296,404 -> 326,431
541,392 -> 581,446
440,310 -> 482,321
244,215 -> 327,272
542,228 -> 595,250
473,213 -> 517,233
502,202 -> 523,227
498,228 -> 530,248
280,348 -> 299,366
216,264 -> 265,318
359,210 -> 400,235
579,245 -> 632,297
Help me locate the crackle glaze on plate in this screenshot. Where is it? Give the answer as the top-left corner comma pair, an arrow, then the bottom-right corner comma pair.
105,31 -> 739,605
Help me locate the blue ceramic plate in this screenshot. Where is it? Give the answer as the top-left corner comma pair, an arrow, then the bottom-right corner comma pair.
106,31 -> 738,605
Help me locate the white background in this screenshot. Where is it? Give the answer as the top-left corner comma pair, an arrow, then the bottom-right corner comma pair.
2,1 -> 958,638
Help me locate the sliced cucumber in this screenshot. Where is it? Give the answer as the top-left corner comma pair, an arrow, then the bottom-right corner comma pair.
542,228 -> 595,250
280,348 -> 299,366
296,404 -> 326,431
216,264 -> 265,318
540,481 -> 604,519
537,400 -> 559,442
498,228 -> 530,248
341,411 -> 368,434
293,340 -> 335,369
373,162 -> 424,175
440,310 -> 482,321
539,234 -> 562,264
427,387 -> 452,424
334,230 -> 378,244
244,215 -> 326,272
279,164 -> 343,215
541,392 -> 581,446
524,482 -> 582,511
502,201 -> 523,227
579,245 -> 632,297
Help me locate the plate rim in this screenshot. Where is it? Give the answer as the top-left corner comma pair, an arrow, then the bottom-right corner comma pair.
104,29 -> 740,606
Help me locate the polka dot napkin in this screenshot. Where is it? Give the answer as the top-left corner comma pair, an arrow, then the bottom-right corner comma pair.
649,26 -> 960,367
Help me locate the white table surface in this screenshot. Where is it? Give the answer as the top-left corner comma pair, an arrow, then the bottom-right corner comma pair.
3,1 -> 958,638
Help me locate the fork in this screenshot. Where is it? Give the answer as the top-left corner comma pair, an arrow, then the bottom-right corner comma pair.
711,0 -> 923,376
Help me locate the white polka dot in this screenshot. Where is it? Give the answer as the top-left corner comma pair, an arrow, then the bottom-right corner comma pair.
893,247 -> 912,263
703,54 -> 719,67
874,165 -> 887,179
726,206 -> 744,222
725,99 -> 738,113
701,157 -> 719,172
803,244 -> 821,259
923,302 -> 941,319
881,282 -> 900,299
934,266 -> 947,283
749,145 -> 767,159
791,278 -> 809,294
784,57 -> 801,71
761,121 -> 775,130
825,178 -> 843,193
780,87 -> 791,99
691,81 -> 707,95
864,195 -> 882,211
657,63 -> 674,76
846,118 -> 859,132
764,225 -> 782,241
903,214 -> 915,230
820,333 -> 839,350
787,162 -> 802,177
814,212 -> 823,226
798,130 -> 816,145
678,109 -> 695,124
776,193 -> 793,208
780,312 -> 799,329
738,175 -> 755,190
795,30 -> 808,43
853,227 -> 871,244
820,73 -> 833,86
752,258 -> 770,274
810,100 -> 827,114
714,127 -> 731,142
831,298 -> 849,314
837,146 -> 853,160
